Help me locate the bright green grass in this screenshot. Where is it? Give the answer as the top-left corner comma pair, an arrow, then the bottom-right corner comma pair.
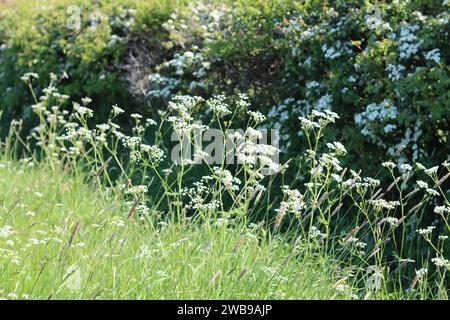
0,161 -> 343,299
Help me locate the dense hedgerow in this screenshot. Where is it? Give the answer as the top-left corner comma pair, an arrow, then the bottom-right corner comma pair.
1,0 -> 449,174
0,0 -> 178,132
141,0 -> 450,174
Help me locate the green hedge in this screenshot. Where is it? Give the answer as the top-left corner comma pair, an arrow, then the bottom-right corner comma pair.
1,0 -> 449,174
142,0 -> 450,172
0,0 -> 178,131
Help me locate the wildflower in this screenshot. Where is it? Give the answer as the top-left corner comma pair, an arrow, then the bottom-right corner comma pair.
81,97 -> 92,105
364,177 -> 380,188
96,124 -> 110,131
343,236 -> 367,250
245,127 -> 263,140
326,142 -> 347,155
331,173 -> 342,183
434,206 -> 450,215
236,93 -> 251,110
0,225 -> 14,238
193,149 -> 209,162
385,217 -> 399,227
73,103 -> 93,118
207,95 -> 231,116
135,245 -> 151,259
21,73 -> 39,83
299,117 -> 320,130
245,232 -> 258,241
442,160 -> 450,170
309,226 -> 327,241
335,284 -> 349,293
415,268 -> 427,279
281,186 -> 305,213
369,199 -> 400,211
416,180 -> 428,189
319,153 -> 343,172
425,188 -> 439,196
424,166 -> 439,177
112,104 -> 125,115
125,185 -> 148,195
131,113 -> 143,120
304,182 -> 318,189
415,162 -> 426,170
382,161 -> 396,169
31,103 -> 46,113
323,109 -> 339,121
247,110 -> 266,124
416,226 -> 435,236
431,256 -> 449,268
212,167 -> 241,191
141,144 -> 165,164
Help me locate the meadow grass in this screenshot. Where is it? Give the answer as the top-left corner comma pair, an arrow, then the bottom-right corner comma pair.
0,75 -> 448,300
0,161 -> 341,299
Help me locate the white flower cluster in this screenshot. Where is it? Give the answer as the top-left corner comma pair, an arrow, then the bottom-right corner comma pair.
184,176 -> 221,212
212,167 -> 241,192
424,49 -> 441,64
141,144 -> 165,164
434,206 -> 450,215
20,72 -> 39,82
109,8 -> 136,30
299,109 -> 339,131
147,51 -> 210,99
247,111 -> 266,124
416,226 -> 435,236
386,64 -> 406,82
369,199 -> 400,211
207,95 -> 231,117
309,226 -> 327,241
353,98 -> 427,162
386,119 -> 424,161
343,236 -> 367,255
0,225 -> 14,238
355,99 -> 398,138
280,186 -> 305,214
431,256 -> 449,268
322,41 -> 352,60
397,23 -> 422,60
266,98 -> 302,151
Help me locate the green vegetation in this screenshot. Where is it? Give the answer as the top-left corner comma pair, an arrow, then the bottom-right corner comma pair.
1,0 -> 449,173
0,0 -> 176,129
0,0 -> 448,300
0,75 -> 448,300
0,162 -> 339,299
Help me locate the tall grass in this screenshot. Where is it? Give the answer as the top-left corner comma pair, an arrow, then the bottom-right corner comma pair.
0,73 -> 448,299
0,162 -> 340,299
